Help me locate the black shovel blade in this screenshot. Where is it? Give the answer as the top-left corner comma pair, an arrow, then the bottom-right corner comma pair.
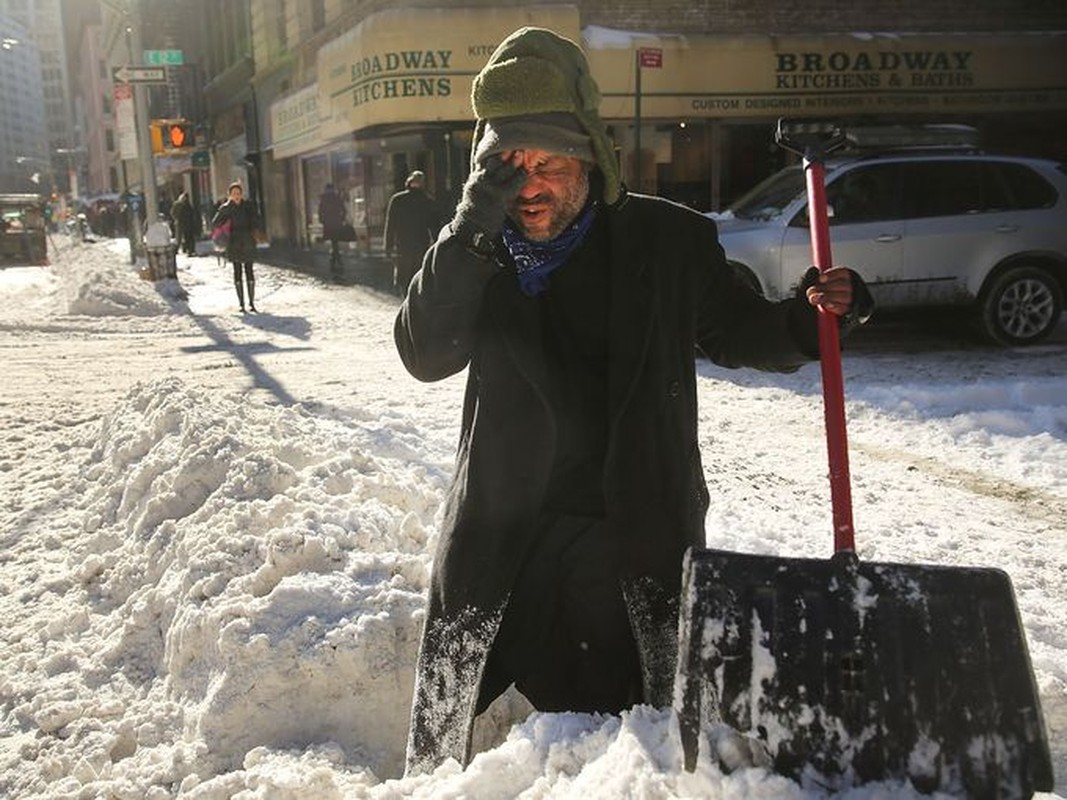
674,547 -> 1053,797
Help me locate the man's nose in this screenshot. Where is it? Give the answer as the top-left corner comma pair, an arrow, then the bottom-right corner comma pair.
518,172 -> 546,198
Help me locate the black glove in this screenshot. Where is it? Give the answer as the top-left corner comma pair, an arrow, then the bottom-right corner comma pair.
452,155 -> 527,250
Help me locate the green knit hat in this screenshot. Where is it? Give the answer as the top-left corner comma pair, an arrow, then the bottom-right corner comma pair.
470,27 -> 622,205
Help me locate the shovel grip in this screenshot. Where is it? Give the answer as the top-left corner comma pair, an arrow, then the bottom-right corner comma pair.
805,160 -> 856,553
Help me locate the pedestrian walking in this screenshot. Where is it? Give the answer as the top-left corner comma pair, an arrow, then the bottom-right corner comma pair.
211,182 -> 261,313
383,170 -> 439,295
318,183 -> 348,270
170,191 -> 197,256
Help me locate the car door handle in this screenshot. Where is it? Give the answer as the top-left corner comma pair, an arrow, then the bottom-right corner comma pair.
875,234 -> 902,243
995,224 -> 1019,233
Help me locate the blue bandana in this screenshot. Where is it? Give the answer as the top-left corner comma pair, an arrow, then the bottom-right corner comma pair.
501,201 -> 598,297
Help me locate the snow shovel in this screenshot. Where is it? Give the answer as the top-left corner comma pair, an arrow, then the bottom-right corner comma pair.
673,119 -> 1053,797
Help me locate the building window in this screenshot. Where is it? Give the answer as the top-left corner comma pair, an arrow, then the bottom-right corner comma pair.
105,129 -> 114,152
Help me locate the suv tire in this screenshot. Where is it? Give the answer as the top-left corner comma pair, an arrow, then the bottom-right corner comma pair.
978,265 -> 1063,346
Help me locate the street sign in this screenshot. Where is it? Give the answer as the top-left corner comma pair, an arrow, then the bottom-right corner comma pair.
638,48 -> 663,68
112,65 -> 167,84
113,83 -> 139,160
144,49 -> 183,66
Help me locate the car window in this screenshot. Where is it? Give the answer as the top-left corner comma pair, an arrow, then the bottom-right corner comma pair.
824,164 -> 902,224
994,163 -> 1058,209
897,161 -> 1012,218
729,166 -> 805,220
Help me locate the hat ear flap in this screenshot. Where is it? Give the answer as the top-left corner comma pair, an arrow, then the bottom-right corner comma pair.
575,72 -> 601,112
470,119 -> 487,171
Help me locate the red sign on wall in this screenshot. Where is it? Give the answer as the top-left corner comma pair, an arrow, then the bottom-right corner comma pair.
638,48 -> 663,68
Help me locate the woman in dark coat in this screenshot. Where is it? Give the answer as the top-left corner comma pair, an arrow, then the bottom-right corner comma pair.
211,182 -> 260,312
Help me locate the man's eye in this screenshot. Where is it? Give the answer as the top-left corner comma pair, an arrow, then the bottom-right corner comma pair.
530,166 -> 568,179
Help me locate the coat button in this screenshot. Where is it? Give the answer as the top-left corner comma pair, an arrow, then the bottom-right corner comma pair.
668,381 -> 680,397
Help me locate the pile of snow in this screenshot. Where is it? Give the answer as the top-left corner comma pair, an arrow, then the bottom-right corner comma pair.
1,239 -> 1064,798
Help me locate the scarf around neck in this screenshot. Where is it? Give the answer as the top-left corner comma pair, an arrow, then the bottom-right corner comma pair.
502,200 -> 598,297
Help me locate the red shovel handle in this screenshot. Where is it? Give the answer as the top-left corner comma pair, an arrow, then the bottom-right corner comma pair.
805,163 -> 855,553
776,119 -> 855,553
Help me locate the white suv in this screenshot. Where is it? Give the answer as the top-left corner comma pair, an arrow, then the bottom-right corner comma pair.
711,150 -> 1067,345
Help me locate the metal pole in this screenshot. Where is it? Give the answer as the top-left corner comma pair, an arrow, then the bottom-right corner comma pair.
127,3 -> 158,222
634,49 -> 642,192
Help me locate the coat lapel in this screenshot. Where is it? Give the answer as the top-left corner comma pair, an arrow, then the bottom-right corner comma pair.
607,203 -> 656,422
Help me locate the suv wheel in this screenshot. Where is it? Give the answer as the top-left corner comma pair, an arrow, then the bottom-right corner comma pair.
978,265 -> 1063,345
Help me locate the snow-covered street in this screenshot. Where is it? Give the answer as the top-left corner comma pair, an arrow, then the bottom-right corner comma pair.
1,238 -> 1064,798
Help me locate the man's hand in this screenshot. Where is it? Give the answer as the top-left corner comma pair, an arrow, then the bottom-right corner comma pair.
805,266 -> 853,315
451,154 -> 527,244
802,266 -> 875,326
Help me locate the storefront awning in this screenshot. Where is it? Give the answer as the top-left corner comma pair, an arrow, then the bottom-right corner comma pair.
315,6 -> 581,140
284,10 -> 1067,158
584,29 -> 1067,119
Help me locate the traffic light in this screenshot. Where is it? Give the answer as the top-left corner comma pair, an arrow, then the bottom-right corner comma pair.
166,121 -> 191,148
150,119 -> 194,153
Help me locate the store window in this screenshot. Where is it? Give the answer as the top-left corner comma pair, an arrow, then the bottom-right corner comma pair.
656,123 -> 711,211
718,123 -> 789,211
302,149 -> 371,244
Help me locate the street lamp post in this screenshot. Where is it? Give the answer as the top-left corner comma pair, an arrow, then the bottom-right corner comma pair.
125,19 -> 158,221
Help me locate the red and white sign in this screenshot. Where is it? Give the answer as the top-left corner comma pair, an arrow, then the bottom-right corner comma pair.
114,83 -> 138,161
638,48 -> 663,68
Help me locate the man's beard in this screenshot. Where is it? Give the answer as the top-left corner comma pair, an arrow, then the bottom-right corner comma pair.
508,169 -> 590,242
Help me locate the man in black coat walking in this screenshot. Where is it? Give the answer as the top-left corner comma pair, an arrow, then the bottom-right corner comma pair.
318,183 -> 347,270
383,170 -> 438,295
394,26 -> 873,777
169,191 -> 197,256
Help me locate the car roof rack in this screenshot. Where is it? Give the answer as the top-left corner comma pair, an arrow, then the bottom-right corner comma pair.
842,124 -> 982,153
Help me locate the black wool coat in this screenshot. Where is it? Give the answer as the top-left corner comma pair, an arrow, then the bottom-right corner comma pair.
394,191 -> 823,776
383,189 -> 439,257
212,198 -> 259,263
318,190 -> 346,240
